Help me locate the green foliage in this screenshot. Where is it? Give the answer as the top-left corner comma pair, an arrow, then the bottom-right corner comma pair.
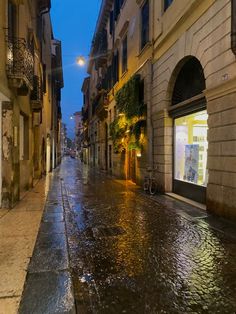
110,75 -> 147,153
131,119 -> 146,141
115,74 -> 146,119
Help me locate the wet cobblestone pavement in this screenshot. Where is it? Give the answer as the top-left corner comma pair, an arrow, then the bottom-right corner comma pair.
56,158 -> 236,314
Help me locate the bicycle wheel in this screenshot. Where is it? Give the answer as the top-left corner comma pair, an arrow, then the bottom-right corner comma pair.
143,179 -> 149,193
149,179 -> 157,195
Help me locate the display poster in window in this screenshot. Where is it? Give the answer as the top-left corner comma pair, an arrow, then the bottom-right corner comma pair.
184,144 -> 199,184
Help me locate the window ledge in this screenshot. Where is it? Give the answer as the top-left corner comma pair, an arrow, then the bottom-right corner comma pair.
138,41 -> 152,58
121,69 -> 128,79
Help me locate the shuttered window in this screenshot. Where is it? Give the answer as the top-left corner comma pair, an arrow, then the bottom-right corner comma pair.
122,35 -> 127,73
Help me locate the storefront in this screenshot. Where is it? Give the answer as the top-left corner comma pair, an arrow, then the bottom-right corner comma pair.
170,57 -> 207,204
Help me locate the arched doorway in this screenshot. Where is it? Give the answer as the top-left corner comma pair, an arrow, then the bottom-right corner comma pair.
169,57 -> 208,204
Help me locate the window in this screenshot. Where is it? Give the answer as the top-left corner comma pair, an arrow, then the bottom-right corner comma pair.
164,0 -> 173,11
122,35 -> 127,73
112,51 -> 119,85
8,1 -> 17,38
174,110 -> 208,186
114,0 -> 125,21
109,11 -> 114,35
141,1 -> 149,50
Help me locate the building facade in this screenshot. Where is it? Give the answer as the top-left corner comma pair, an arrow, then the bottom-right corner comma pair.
82,0 -> 236,221
152,0 -> 236,220
73,111 -> 83,157
0,0 -> 63,208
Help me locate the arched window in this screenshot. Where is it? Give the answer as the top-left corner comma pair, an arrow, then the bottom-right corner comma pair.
172,58 -> 205,106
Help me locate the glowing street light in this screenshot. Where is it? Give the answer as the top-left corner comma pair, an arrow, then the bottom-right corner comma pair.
76,56 -> 86,66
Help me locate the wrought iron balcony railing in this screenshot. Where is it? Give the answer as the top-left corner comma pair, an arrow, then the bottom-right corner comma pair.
6,36 -> 34,90
30,75 -> 43,110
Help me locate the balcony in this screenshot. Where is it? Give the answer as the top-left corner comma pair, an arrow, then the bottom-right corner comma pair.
30,75 -> 43,111
94,90 -> 108,121
6,37 -> 34,93
82,107 -> 89,123
93,29 -> 108,69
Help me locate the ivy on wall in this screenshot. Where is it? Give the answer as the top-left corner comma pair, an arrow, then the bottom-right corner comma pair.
110,74 -> 147,153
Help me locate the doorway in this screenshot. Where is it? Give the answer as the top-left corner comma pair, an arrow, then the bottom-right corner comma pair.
128,149 -> 136,183
170,57 -> 207,203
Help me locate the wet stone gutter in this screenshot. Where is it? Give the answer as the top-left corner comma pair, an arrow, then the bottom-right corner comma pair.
18,175 -> 76,314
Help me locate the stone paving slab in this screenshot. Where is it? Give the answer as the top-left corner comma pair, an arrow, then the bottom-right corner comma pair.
44,205 -> 64,213
18,271 -> 75,314
39,221 -> 65,234
28,248 -> 69,273
42,212 -> 64,222
0,211 -> 42,238
34,232 -> 67,250
0,236 -> 35,298
0,209 -> 9,219
0,297 -> 20,314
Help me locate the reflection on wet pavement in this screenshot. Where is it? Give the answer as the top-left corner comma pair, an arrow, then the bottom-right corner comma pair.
61,158 -> 236,314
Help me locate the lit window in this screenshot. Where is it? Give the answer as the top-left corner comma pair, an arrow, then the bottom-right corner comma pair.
174,110 -> 208,186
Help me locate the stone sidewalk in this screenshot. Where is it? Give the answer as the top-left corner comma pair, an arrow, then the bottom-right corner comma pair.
0,177 -> 49,314
18,169 -> 75,314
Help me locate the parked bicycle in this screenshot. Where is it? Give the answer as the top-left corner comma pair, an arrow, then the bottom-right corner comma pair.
143,166 -> 158,195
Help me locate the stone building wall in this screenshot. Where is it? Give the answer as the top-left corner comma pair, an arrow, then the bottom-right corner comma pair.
152,0 -> 236,219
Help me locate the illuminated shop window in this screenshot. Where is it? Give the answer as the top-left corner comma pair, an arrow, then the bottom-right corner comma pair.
174,110 -> 208,186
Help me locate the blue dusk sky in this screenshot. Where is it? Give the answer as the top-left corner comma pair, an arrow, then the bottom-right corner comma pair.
51,0 -> 102,138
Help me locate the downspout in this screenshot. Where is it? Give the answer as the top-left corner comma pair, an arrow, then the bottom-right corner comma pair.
231,0 -> 236,55
150,0 -> 155,170
0,100 -> 2,208
149,62 -> 154,170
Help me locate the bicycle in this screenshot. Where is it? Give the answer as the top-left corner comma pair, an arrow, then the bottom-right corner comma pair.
143,166 -> 158,195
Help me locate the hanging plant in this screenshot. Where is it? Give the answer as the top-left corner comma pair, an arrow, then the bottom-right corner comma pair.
110,75 -> 147,153
115,74 -> 146,118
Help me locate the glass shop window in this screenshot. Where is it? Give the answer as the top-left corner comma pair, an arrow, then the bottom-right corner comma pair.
174,110 -> 208,186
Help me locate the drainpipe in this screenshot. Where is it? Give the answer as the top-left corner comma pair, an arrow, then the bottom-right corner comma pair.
149,62 -> 154,170
231,0 -> 236,55
150,0 -> 155,170
0,100 -> 2,208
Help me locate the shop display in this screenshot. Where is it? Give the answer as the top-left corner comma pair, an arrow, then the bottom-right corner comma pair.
174,110 -> 208,187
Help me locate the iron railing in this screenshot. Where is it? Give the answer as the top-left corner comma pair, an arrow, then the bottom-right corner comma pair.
6,36 -> 34,88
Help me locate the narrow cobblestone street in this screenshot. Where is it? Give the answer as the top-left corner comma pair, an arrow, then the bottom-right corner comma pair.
20,157 -> 236,313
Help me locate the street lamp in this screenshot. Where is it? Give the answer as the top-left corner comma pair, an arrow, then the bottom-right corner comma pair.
76,56 -> 86,66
